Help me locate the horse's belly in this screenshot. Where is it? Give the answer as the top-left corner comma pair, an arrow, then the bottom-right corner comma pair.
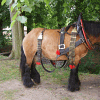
42,46 -> 68,60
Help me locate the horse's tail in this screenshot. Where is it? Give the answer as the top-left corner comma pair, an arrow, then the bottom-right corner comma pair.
20,45 -> 26,78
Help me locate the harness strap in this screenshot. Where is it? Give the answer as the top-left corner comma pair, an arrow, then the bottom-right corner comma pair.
36,29 -> 56,73
36,29 -> 45,65
58,38 -> 83,56
59,27 -> 66,52
69,27 -> 77,68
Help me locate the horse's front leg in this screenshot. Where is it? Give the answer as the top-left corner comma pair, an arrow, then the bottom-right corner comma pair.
68,64 -> 81,92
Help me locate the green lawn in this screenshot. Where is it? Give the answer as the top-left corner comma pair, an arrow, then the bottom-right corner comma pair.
0,50 -> 100,84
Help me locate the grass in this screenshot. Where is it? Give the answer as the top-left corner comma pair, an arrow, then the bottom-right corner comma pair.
36,65 -> 70,85
0,58 -> 20,83
4,89 -> 18,100
0,49 -> 100,85
0,55 -> 7,59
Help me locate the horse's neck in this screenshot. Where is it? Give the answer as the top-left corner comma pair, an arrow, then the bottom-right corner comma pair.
88,35 -> 100,44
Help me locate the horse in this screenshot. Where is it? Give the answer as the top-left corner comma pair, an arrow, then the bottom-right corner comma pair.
20,14 -> 100,92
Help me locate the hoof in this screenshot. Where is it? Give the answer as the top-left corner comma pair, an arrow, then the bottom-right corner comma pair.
68,84 -> 80,92
31,74 -> 40,84
23,76 -> 34,88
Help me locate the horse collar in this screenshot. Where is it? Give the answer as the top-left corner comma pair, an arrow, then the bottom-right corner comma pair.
80,19 -> 94,50
77,14 -> 94,50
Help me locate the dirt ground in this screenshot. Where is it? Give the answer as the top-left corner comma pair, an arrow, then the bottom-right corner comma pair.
0,75 -> 100,100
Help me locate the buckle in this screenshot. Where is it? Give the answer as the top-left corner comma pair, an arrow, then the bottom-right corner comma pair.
60,31 -> 64,34
38,32 -> 43,39
59,44 -> 65,49
80,38 -> 84,43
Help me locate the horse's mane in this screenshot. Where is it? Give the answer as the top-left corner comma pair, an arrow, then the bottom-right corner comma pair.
83,21 -> 100,37
66,21 -> 100,37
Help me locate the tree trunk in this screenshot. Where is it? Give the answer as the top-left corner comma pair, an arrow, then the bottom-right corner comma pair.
9,2 -> 24,59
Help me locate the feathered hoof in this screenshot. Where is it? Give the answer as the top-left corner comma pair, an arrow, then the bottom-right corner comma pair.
31,74 -> 40,84
22,76 -> 34,88
68,84 -> 80,92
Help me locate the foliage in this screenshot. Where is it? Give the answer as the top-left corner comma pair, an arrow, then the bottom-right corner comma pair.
0,32 -> 9,48
0,3 -> 10,28
1,0 -> 100,29
79,51 -> 100,74
0,1 -> 10,48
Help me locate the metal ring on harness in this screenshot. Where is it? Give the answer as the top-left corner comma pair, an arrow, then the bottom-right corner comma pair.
40,54 -> 56,73
41,59 -> 67,73
50,60 -> 67,68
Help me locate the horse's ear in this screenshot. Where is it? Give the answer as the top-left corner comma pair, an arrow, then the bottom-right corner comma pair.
77,13 -> 83,25
78,13 -> 83,20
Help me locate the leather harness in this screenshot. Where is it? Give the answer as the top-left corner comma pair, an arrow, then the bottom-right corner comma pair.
36,13 -> 94,72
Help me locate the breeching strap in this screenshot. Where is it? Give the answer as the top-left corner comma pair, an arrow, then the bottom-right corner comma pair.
36,29 -> 45,65
36,28 -> 56,73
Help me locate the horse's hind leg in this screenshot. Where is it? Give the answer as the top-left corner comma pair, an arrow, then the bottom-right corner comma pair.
30,58 -> 40,84
68,64 -> 81,92
20,46 -> 34,87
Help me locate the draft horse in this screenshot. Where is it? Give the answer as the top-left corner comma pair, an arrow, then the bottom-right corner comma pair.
20,14 -> 100,92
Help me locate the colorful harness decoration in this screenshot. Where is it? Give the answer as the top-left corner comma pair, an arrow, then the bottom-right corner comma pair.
36,13 -> 94,72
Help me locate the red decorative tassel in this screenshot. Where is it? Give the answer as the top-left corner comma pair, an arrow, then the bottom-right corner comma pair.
69,65 -> 75,69
72,65 -> 75,69
56,50 -> 60,55
36,62 -> 41,65
53,62 -> 55,65
69,65 -> 73,69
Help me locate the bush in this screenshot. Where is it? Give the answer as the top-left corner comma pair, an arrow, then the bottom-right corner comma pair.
0,31 -> 11,49
79,51 -> 100,74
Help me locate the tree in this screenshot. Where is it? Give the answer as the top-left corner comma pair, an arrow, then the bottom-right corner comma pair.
9,2 -> 24,59
1,0 -> 24,59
